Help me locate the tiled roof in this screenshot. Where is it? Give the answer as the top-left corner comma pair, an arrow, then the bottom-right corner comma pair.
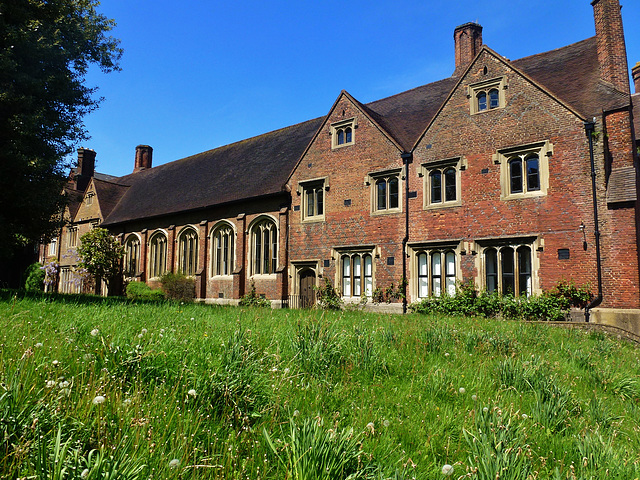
100,36 -> 632,226
102,118 -> 323,226
512,37 -> 629,118
63,187 -> 84,219
92,178 -> 130,220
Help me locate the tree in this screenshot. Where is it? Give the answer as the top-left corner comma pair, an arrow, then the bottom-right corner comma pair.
0,0 -> 122,257
78,228 -> 124,295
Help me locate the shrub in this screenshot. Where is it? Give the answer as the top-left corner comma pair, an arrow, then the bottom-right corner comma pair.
548,280 -> 592,308
160,272 -> 195,302
24,263 -> 45,292
125,281 -> 164,301
239,280 -> 270,307
314,278 -> 342,310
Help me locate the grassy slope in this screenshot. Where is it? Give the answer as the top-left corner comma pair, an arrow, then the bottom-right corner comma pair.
1,293 -> 639,479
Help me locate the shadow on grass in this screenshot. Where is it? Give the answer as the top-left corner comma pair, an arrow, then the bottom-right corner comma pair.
0,288 -> 168,306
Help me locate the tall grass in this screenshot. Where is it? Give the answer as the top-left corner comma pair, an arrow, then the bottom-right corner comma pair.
1,291 -> 640,478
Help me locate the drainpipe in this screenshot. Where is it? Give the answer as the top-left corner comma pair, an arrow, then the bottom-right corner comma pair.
401,152 -> 413,314
584,120 -> 603,322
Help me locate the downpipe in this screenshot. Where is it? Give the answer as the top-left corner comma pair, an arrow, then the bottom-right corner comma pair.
401,152 -> 413,314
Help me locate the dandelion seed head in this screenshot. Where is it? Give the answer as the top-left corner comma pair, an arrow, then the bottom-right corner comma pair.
444,352 -> 449,357
366,422 -> 375,433
188,389 -> 197,397
483,407 -> 489,413
383,419 -> 390,427
169,458 -> 180,468
81,468 -> 90,478
472,394 -> 477,401
522,413 -> 528,419
52,360 -> 59,366
459,387 -> 466,394
35,342 -> 43,348
46,380 -> 56,388
90,329 -> 99,337
293,410 -> 300,417
442,464 -> 454,476
92,395 -> 106,405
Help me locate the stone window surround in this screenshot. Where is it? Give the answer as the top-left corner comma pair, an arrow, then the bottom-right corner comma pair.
365,167 -> 404,216
418,156 -> 467,209
123,233 -> 141,277
176,226 -> 199,277
148,229 -> 168,280
468,76 -> 507,114
330,117 -> 357,149
209,221 -> 236,277
331,245 -> 378,300
296,176 -> 329,222
408,240 -> 463,300
248,215 -> 279,277
493,140 -> 553,200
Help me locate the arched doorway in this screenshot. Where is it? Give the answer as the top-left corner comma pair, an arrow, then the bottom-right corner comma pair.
299,269 -> 316,308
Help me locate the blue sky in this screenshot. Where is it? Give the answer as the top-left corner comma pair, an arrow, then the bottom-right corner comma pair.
80,0 -> 640,177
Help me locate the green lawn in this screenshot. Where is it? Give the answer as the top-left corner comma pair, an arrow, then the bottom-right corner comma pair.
1,291 -> 639,479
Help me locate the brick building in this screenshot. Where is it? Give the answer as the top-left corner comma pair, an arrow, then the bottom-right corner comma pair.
44,0 -> 640,326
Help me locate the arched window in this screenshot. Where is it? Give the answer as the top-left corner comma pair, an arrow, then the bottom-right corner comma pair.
430,170 -> 442,204
345,127 -> 352,143
375,176 -> 399,211
477,91 -> 487,111
337,129 -> 345,145
178,228 -> 198,276
444,167 -> 456,202
508,153 -> 540,195
211,224 -> 234,276
252,218 -> 277,275
483,245 -> 533,297
341,253 -> 373,297
149,232 -> 167,278
489,88 -> 500,109
124,235 -> 141,277
417,252 -> 429,298
509,158 -> 523,193
414,249 -> 457,298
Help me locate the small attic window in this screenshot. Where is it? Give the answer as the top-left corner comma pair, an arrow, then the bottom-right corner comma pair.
468,77 -> 506,114
86,192 -> 95,205
331,118 -> 356,149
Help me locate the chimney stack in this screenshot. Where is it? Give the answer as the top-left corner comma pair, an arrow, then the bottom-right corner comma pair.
592,0 -> 630,94
75,148 -> 96,191
632,62 -> 640,94
134,145 -> 153,173
453,22 -> 483,76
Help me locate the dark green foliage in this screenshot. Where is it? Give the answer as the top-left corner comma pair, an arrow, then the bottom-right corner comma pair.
313,278 -> 342,310
239,280 -> 270,307
409,280 -> 586,321
78,228 -> 125,294
24,263 -> 45,292
125,281 -> 164,301
548,280 -> 593,308
0,0 -> 122,256
160,272 -> 195,302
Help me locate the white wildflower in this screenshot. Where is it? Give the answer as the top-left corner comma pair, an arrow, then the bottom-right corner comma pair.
366,422 -> 375,434
459,387 -> 466,394
35,342 -> 43,348
471,394 -> 478,402
46,380 -> 56,388
188,389 -> 197,397
483,407 -> 489,413
169,458 -> 180,468
52,360 -> 60,366
92,395 -> 106,405
442,464 -> 454,476
522,413 -> 528,420
293,409 -> 300,417
383,419 -> 390,427
90,329 -> 99,337
81,468 -> 90,478
59,380 -> 70,388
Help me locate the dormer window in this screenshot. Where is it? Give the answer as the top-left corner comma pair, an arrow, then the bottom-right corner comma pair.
469,77 -> 506,114
86,192 -> 94,205
331,118 -> 356,149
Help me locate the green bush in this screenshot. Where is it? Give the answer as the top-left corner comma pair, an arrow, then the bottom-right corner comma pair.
24,263 -> 45,292
239,280 -> 271,307
160,272 -> 195,302
314,278 -> 342,310
125,281 -> 164,301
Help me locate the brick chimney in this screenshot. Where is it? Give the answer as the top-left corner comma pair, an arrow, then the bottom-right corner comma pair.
632,62 -> 640,94
592,0 -> 630,94
453,22 -> 483,76
134,145 -> 153,173
75,148 -> 96,191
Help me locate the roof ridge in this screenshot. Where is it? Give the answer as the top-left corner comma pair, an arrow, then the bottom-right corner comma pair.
511,36 -> 596,64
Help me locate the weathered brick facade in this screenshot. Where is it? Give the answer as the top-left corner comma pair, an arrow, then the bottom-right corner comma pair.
48,0 -> 640,322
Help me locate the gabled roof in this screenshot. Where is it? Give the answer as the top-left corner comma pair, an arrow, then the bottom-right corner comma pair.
63,187 -> 84,219
92,178 -> 130,221
100,35 -> 632,227
102,118 -> 323,226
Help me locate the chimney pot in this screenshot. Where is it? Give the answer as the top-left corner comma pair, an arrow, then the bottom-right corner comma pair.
134,145 -> 153,172
453,22 -> 483,76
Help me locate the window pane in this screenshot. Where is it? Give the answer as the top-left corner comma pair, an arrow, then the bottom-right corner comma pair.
345,127 -> 352,143
509,158 -> 523,193
377,180 -> 387,210
501,248 -> 515,295
364,255 -> 372,296
445,251 -> 456,296
306,189 -> 315,216
430,170 -> 442,203
271,228 -> 277,273
477,91 -> 487,111
432,252 -> 441,297
489,89 -> 499,108
444,168 -> 456,202
485,248 -> 498,293
316,188 -> 323,215
526,155 -> 540,191
337,129 -> 344,145
389,177 -> 399,209
255,231 -> 262,274
353,255 -> 361,296
518,246 -> 532,297
342,256 -> 351,296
